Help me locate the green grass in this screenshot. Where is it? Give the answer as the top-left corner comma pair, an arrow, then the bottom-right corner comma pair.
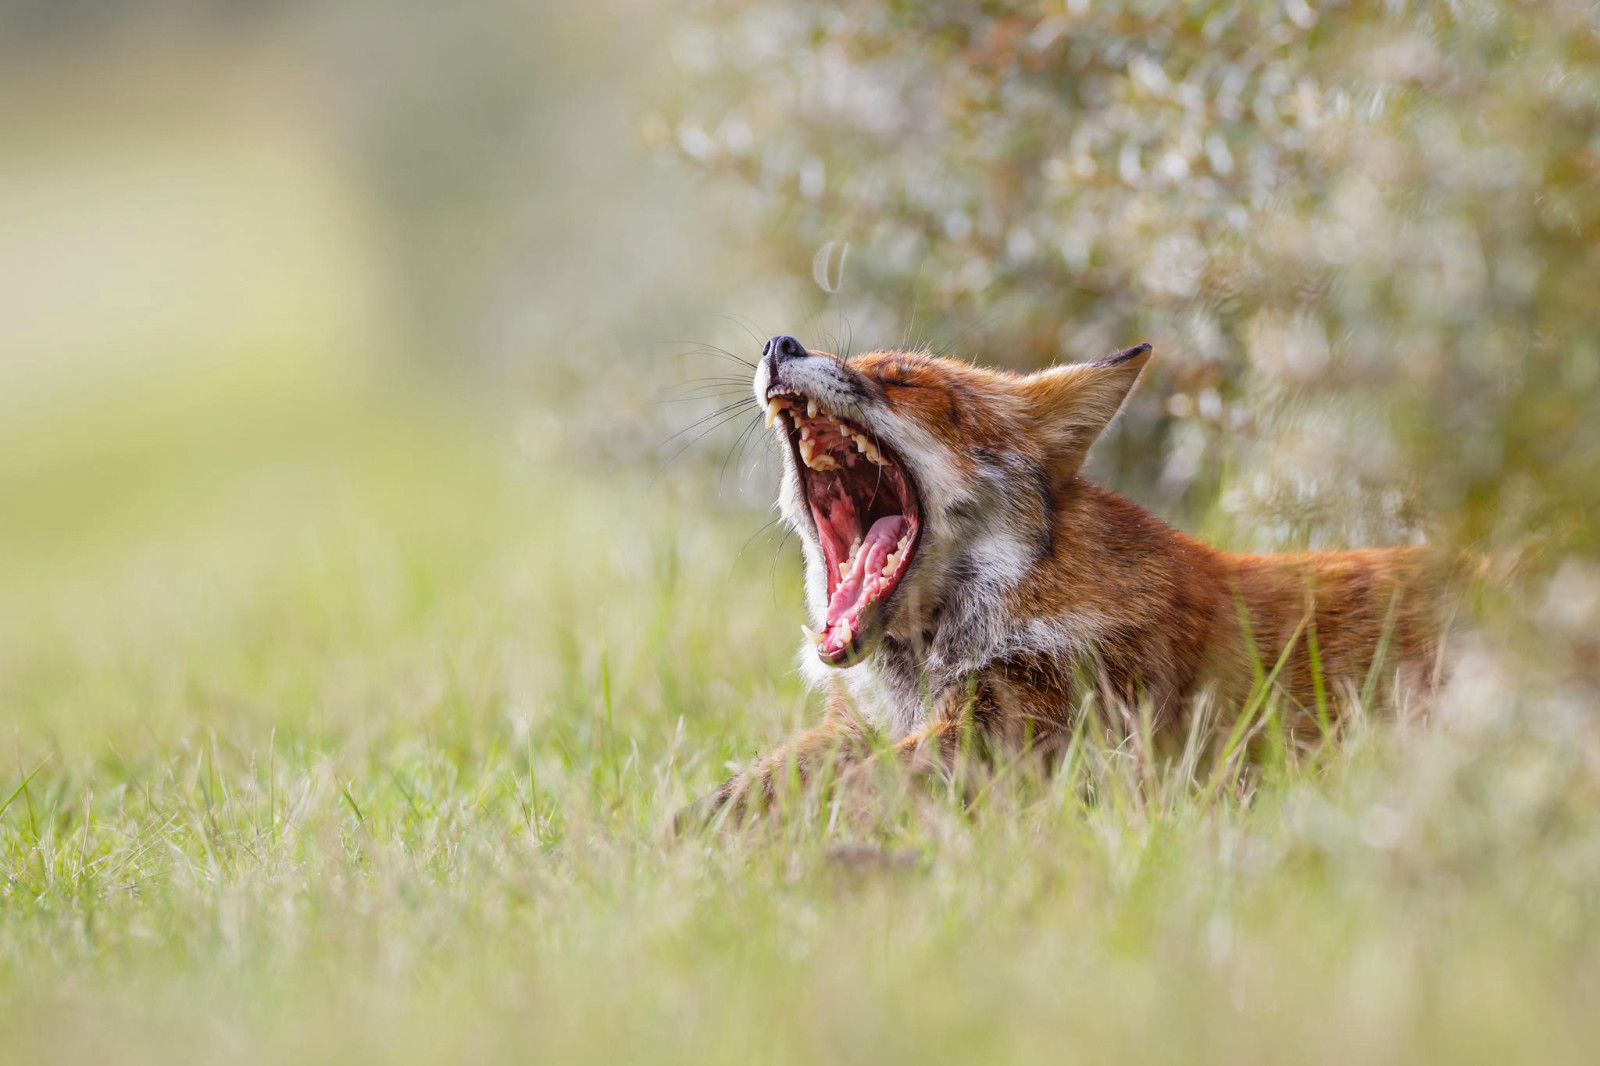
3,394 -> 1598,1065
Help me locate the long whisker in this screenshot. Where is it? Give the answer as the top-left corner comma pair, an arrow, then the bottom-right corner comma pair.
667,374 -> 751,386
656,389 -> 752,405
720,412 -> 764,493
740,434 -> 775,485
929,307 -> 1004,358
807,309 -> 837,356
657,380 -> 752,403
771,526 -> 795,609
730,513 -> 784,579
652,407 -> 760,483
660,376 -> 750,392
731,404 -> 773,471
659,398 -> 758,447
713,314 -> 768,350
667,341 -> 757,370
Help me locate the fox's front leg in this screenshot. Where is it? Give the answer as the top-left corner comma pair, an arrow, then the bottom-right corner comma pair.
687,673 -> 1026,825
688,696 -> 872,824
881,667 -> 1076,792
885,674 -> 1009,778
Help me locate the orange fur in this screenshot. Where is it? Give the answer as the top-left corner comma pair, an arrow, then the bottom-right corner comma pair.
696,341 -> 1456,819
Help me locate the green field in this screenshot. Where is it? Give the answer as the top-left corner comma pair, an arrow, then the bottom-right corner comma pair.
3,384 -> 1597,1065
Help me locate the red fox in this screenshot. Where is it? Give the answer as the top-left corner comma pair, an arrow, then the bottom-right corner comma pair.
698,335 -> 1453,816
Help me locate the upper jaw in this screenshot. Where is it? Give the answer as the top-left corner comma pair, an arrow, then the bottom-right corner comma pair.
762,385 -> 819,429
756,353 -> 871,425
764,392 -> 886,470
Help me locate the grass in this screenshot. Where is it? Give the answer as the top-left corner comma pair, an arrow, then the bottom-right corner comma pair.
2,388 -> 1599,1065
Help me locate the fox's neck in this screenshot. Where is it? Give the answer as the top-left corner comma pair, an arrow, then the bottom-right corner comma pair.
876,479 -> 1221,681
891,479 -> 1224,690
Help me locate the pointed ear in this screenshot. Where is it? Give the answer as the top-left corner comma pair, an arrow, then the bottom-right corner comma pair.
1020,343 -> 1152,487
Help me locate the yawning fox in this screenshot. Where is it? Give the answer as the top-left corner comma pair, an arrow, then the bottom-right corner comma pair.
699,335 -> 1453,816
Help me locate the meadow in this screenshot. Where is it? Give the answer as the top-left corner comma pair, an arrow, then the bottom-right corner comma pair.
3,375 -> 1598,1064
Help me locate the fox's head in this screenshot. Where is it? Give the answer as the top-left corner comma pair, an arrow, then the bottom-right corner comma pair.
754,335 -> 1153,669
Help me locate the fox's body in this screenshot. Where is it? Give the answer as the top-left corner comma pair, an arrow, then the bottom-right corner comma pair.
837,482 -> 1443,745
700,337 -> 1451,814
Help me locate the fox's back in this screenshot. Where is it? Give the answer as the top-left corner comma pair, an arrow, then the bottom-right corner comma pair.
1000,481 -> 1449,728
1221,545 -> 1449,713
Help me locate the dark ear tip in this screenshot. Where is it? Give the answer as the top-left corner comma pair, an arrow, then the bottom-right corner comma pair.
1092,342 -> 1153,368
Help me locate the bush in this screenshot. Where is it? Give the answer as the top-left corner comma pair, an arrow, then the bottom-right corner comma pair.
658,0 -> 1600,577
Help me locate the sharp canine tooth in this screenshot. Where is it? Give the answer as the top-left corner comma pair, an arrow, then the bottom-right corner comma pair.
807,399 -> 818,418
801,624 -> 822,645
839,620 -> 854,644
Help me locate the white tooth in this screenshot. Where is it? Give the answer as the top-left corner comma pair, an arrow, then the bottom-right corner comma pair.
799,425 -> 811,440
839,620 -> 854,644
839,560 -> 850,577
885,552 -> 900,571
865,443 -> 884,465
801,624 -> 822,645
799,439 -> 815,465
765,399 -> 782,428
812,454 -> 837,471
807,398 -> 818,418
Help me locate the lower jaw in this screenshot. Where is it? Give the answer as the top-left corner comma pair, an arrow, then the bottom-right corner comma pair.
815,606 -> 885,668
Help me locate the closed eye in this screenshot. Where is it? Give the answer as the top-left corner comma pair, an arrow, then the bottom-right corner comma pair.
883,379 -> 960,424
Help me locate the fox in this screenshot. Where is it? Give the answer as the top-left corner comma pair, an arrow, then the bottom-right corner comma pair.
695,334 -> 1455,818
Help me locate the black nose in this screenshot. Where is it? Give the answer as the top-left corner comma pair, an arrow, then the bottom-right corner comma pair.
763,335 -> 806,370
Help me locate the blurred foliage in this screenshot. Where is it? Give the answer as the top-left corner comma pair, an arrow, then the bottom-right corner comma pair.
658,0 -> 1600,564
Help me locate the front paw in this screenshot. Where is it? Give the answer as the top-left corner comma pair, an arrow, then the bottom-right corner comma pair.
673,777 -> 743,833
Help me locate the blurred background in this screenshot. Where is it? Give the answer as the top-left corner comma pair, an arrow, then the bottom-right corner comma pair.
0,0 -> 746,562
5,0 -> 1597,721
0,0 -> 782,747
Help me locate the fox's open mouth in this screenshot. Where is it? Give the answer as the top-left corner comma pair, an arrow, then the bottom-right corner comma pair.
765,389 -> 923,666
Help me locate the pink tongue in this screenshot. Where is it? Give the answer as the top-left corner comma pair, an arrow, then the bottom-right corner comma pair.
826,515 -> 908,627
